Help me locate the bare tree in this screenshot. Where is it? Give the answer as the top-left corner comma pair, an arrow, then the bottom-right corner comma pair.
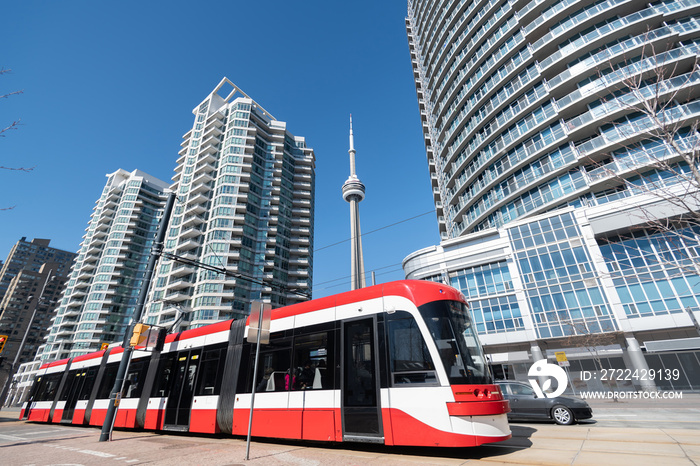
577,33 -> 700,289
1,68 -> 24,144
560,319 -> 624,372
2,68 -> 33,210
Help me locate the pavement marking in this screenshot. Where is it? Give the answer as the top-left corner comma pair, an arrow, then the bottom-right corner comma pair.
24,430 -> 70,435
0,433 -> 26,441
42,444 -> 140,463
77,449 -> 116,458
594,414 -> 638,417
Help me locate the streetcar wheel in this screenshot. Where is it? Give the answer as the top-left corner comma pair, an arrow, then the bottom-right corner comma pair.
552,405 -> 574,425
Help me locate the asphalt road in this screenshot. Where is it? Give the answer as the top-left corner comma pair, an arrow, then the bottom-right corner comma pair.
1,395 -> 698,466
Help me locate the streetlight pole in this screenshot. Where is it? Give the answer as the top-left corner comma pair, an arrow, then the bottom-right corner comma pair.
99,191 -> 175,442
0,268 -> 54,410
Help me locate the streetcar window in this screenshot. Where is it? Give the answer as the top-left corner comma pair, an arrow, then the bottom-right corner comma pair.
385,311 -> 438,385
196,346 -> 226,396
97,363 -> 120,399
251,337 -> 292,392
123,359 -> 149,399
419,300 -> 491,385
151,354 -> 176,397
80,367 -> 98,400
59,370 -> 79,401
292,332 -> 333,390
35,373 -> 61,401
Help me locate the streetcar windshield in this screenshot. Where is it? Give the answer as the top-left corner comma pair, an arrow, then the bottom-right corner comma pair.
419,300 -> 491,385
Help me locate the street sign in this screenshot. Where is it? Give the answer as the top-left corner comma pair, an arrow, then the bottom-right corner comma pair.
247,301 -> 272,344
246,300 -> 272,460
555,351 -> 569,367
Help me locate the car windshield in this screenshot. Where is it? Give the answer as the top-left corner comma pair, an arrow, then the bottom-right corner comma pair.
418,300 -> 491,385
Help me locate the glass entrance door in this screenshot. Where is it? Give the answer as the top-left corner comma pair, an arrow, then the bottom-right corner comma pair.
342,317 -> 382,442
163,349 -> 201,430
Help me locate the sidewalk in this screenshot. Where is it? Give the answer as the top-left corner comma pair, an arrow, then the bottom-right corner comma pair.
2,407 -> 699,465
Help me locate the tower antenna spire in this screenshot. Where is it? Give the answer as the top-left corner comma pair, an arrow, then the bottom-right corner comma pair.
349,114 -> 356,175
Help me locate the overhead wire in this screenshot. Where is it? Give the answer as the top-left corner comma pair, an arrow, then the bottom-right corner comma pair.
313,209 -> 436,253
310,208 -> 438,292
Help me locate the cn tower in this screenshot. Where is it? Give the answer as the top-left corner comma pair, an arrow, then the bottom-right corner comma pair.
342,115 -> 366,290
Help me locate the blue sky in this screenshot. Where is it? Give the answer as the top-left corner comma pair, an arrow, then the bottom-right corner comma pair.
1,1 -> 440,298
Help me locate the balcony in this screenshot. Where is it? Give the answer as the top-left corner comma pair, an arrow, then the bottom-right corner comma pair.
188,191 -> 209,205
164,289 -> 193,302
168,277 -> 193,290
182,213 -> 206,229
192,171 -> 214,186
170,263 -> 196,277
178,237 -> 203,252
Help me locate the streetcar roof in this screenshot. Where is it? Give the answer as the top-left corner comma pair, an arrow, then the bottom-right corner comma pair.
36,280 -> 464,368
249,279 -> 464,323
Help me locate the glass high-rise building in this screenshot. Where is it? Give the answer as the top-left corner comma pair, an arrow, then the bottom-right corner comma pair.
39,169 -> 170,360
407,0 -> 700,240
404,0 -> 700,392
145,78 -> 315,329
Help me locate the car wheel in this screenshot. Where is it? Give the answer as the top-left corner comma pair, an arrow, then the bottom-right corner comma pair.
552,405 -> 574,425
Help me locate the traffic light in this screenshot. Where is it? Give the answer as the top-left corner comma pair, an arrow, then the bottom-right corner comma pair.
129,323 -> 150,347
0,334 -> 8,354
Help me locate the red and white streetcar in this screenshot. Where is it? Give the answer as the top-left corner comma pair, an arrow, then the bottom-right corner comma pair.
21,280 -> 511,447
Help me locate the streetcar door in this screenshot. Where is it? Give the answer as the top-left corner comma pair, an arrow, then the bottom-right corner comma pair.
61,369 -> 84,423
163,349 -> 201,431
341,317 -> 383,442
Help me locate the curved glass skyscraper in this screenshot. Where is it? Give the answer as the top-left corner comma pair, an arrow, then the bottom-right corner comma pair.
407,0 -> 700,240
405,0 -> 700,393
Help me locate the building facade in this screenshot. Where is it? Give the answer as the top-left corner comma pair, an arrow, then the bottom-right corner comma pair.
0,238 -> 75,303
407,0 -> 700,240
0,261 -> 74,391
38,169 -> 170,360
405,0 -> 700,391
144,78 -> 315,329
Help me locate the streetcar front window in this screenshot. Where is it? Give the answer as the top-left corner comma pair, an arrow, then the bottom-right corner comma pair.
386,311 -> 438,385
419,300 -> 491,385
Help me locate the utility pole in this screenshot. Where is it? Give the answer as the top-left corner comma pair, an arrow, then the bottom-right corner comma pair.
99,191 -> 175,442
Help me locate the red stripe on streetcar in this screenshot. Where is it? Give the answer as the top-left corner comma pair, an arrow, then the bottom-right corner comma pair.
165,319 -> 233,343
72,350 -> 106,362
46,358 -> 71,368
